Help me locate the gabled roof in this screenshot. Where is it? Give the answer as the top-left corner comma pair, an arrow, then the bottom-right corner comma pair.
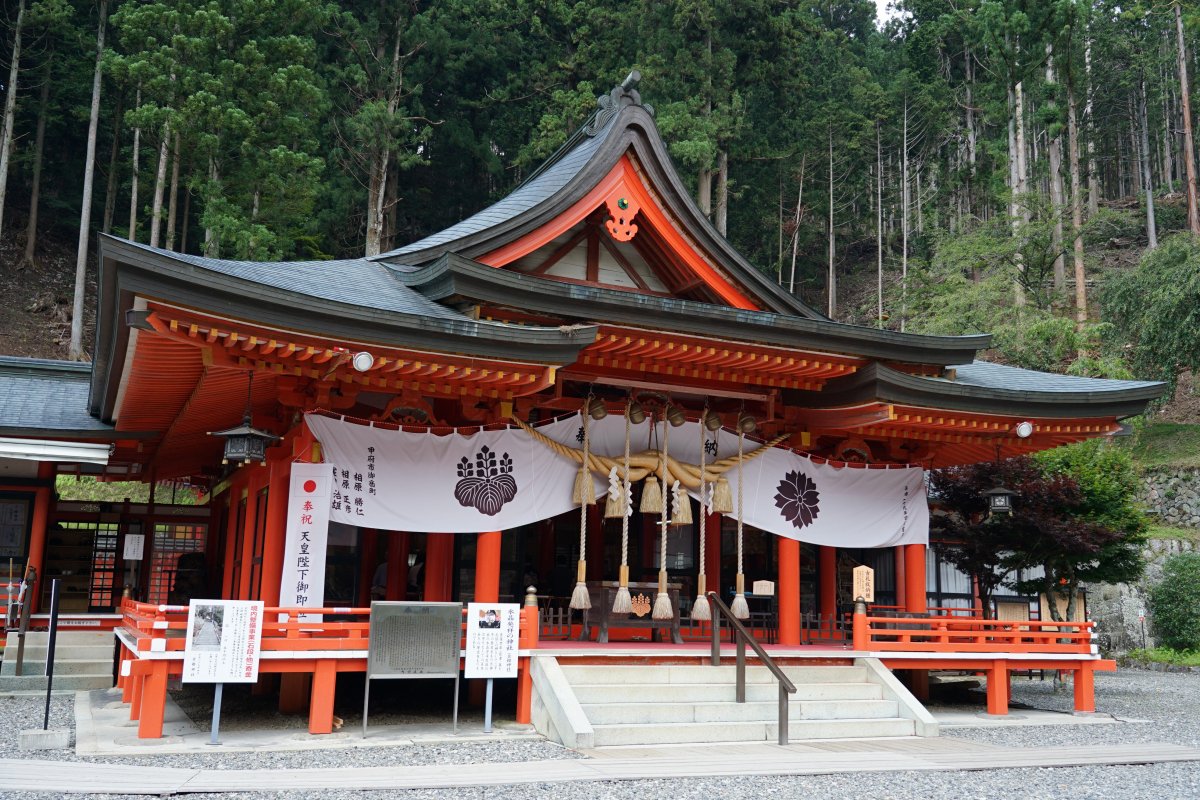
0,357 -> 118,438
374,76 -> 823,319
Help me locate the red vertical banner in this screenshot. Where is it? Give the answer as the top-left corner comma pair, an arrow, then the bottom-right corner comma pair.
278,463 -> 331,620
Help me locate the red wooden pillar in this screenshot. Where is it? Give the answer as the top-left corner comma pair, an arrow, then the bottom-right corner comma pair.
236,477 -> 262,600
818,545 -> 837,621
777,537 -> 801,645
904,543 -> 927,613
424,533 -> 454,601
1073,663 -> 1096,713
25,462 -> 54,613
258,456 -> 292,607
386,532 -> 409,601
704,513 -> 721,596
894,546 -> 907,611
475,531 -> 502,602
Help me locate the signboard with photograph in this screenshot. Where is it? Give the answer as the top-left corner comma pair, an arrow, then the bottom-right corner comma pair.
183,599 -> 264,684
464,602 -> 519,679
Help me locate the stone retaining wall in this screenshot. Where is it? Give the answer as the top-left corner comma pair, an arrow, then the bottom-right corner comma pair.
1141,468 -> 1200,527
1089,537 -> 1198,654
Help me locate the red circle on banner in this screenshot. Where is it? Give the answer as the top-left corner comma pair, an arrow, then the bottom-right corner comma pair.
303,480 -> 317,493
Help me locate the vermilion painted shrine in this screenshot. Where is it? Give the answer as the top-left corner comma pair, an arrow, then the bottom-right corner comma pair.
0,78 -> 1165,742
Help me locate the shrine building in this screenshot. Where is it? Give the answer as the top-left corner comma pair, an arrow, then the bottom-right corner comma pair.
0,76 -> 1165,743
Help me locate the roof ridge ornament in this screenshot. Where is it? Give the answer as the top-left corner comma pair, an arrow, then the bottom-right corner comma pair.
586,70 -> 653,136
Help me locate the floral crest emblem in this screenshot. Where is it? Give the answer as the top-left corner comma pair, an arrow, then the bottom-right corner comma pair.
774,470 -> 821,530
454,446 -> 518,516
630,593 -> 652,617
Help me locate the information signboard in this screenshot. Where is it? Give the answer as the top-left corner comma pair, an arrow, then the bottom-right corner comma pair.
122,533 -> 145,561
363,601 -> 463,736
182,600 -> 264,684
464,602 -> 519,679
852,565 -> 875,603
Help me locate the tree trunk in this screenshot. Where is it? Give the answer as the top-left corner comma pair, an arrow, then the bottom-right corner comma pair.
788,154 -> 805,295
876,122 -> 883,327
364,28 -> 404,257
129,87 -> 142,241
1067,65 -> 1088,330
714,150 -> 728,236
180,188 -> 190,253
1085,33 -> 1099,217
1047,48 -> 1066,291
902,99 -> 910,332
383,157 -> 398,253
1177,1 -> 1200,235
165,131 -> 180,251
149,121 -> 170,248
0,0 -> 27,242
69,0 -> 108,361
1140,78 -> 1158,249
204,156 -> 218,256
827,128 -> 836,319
102,96 -> 122,235
23,61 -> 50,266
696,166 -> 712,218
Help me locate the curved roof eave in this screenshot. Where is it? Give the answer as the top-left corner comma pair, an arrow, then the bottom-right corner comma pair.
90,237 -> 598,420
371,100 -> 823,320
783,362 -> 1167,420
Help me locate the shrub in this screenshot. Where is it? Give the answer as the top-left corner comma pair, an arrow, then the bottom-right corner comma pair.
1149,552 -> 1200,651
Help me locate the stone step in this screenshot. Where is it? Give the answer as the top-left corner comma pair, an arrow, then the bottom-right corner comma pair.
590,717 -> 916,746
572,681 -> 883,705
6,632 -> 114,646
2,658 -> 113,677
0,673 -> 114,692
581,698 -> 900,725
559,664 -> 869,686
4,644 -> 114,660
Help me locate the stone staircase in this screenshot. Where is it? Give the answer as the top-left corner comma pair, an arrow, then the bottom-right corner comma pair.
0,631 -> 115,693
533,658 -> 937,747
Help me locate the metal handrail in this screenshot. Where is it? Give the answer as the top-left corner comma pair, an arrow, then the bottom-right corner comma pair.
705,592 -> 796,745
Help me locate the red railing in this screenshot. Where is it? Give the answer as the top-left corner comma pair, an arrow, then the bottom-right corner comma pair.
118,598 -> 540,655
852,608 -> 1095,654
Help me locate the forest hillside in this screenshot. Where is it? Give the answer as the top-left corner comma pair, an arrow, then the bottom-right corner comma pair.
0,1 -> 1199,436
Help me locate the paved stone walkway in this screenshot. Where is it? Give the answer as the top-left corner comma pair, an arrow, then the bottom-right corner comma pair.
5,740 -> 1200,794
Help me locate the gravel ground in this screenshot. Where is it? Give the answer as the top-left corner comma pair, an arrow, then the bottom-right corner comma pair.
4,668 -> 1200,799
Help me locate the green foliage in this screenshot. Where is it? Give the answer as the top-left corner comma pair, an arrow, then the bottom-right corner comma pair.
55,477 -> 200,505
1126,647 -> 1200,667
1149,552 -> 1200,651
1125,421 -> 1200,470
1103,235 -> 1200,388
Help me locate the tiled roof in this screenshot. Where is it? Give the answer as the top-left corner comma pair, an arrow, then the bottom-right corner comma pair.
0,357 -> 111,434
948,361 -> 1164,394
374,121 -> 611,263
115,240 -> 467,320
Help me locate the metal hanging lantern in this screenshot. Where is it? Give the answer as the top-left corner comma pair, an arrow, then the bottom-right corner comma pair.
983,485 -> 1017,515
209,372 -> 280,465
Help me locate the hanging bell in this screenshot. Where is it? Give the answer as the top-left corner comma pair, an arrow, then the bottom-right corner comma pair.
640,475 -> 664,514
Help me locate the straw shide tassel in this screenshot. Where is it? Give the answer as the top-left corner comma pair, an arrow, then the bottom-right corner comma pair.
604,467 -> 626,518
568,560 -> 590,610
612,565 -> 632,613
639,475 -> 663,514
671,480 -> 692,525
711,477 -> 734,514
573,468 -> 595,505
730,573 -> 750,620
652,570 -> 673,620
691,574 -> 710,621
